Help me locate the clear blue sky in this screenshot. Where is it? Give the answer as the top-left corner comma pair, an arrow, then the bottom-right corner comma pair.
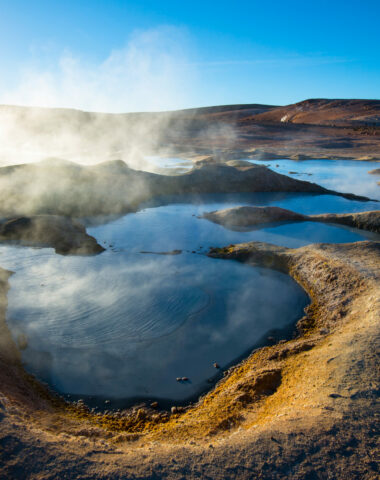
0,0 -> 379,111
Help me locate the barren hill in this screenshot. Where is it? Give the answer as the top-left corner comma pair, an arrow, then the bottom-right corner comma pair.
1,99 -> 380,164
249,98 -> 380,126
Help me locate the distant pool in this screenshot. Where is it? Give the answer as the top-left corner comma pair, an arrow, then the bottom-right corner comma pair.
248,158 -> 380,201
142,155 -> 193,175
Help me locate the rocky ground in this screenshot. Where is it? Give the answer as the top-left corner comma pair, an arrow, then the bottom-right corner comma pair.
0,239 -> 378,479
310,210 -> 380,234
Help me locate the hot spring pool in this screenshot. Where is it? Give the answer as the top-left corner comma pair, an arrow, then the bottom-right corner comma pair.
1,163 -> 379,408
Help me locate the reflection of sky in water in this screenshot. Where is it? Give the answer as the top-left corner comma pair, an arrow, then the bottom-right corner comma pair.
142,156 -> 193,175
249,158 -> 380,200
2,245 -> 307,402
1,159 -> 379,405
88,193 -> 379,254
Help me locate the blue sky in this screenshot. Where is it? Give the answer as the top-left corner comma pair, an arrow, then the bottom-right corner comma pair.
0,0 -> 379,111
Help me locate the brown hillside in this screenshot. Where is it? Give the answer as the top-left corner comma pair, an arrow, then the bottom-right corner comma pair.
249,98 -> 380,126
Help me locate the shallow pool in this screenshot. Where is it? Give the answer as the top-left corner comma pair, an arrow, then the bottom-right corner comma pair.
3,245 -> 308,406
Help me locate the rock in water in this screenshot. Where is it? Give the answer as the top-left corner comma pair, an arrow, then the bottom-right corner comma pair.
202,206 -> 306,228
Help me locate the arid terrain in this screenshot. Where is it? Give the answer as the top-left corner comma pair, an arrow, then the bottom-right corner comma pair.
1,98 -> 380,166
0,99 -> 379,479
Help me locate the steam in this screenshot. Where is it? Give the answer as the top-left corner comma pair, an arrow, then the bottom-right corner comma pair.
0,26 -> 238,171
1,27 -> 196,113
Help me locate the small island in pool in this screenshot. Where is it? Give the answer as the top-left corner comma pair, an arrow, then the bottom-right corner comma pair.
202,206 -> 380,234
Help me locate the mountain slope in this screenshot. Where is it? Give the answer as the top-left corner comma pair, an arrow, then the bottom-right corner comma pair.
250,99 -> 380,126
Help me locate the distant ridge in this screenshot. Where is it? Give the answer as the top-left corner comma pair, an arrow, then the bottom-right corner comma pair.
0,102 -> 277,117
1,98 -> 379,125
0,99 -> 379,163
250,98 -> 380,126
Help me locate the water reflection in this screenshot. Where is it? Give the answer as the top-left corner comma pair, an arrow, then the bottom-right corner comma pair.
248,158 -> 380,200
3,246 -> 307,403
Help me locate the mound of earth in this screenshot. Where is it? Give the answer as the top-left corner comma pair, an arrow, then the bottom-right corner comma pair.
0,159 -> 369,218
0,215 -> 104,255
202,206 -> 380,234
202,206 -> 306,228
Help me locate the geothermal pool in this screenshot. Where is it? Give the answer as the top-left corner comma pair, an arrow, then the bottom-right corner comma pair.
1,160 -> 379,408
2,246 -> 308,406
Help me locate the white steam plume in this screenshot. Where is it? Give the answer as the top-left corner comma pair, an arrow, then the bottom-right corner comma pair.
0,26 -> 197,113
0,26 -> 237,171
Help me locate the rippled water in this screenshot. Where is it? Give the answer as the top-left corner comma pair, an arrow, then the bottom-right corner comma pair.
1,159 -> 379,407
2,246 -> 308,404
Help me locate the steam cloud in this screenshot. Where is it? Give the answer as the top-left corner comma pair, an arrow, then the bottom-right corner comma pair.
0,26 -> 197,113
0,26 -> 238,171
